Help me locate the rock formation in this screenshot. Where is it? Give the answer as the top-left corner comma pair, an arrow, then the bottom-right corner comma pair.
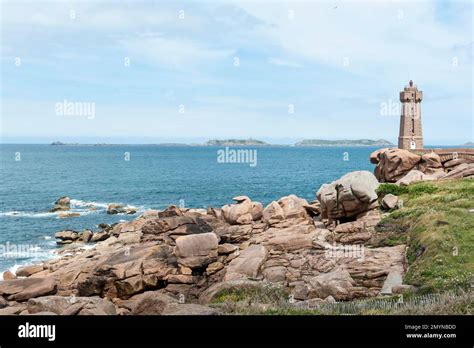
317,171 -> 379,221
371,148 -> 474,183
49,196 -> 71,212
0,171 -> 411,315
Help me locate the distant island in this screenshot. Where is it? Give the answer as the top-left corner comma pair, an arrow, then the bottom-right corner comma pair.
205,139 -> 268,146
51,141 -> 107,146
51,141 -> 81,146
50,138 -> 396,147
463,142 -> 473,147
295,139 -> 394,147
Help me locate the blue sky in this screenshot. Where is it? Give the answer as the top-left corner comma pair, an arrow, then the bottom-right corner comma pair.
0,0 -> 472,144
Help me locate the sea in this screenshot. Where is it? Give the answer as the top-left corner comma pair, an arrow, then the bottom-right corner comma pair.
0,144 -> 377,275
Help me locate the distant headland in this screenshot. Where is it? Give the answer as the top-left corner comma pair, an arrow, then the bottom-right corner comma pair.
204,139 -> 268,146
50,138 -> 395,147
294,139 -> 394,147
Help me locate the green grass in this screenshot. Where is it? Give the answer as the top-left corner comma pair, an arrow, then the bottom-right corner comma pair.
213,290 -> 473,315
376,179 -> 474,292
376,182 -> 438,198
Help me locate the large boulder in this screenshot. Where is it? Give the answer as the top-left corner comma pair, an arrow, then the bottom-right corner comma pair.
224,245 -> 267,281
3,271 -> 16,280
374,149 -> 421,182
369,148 -> 390,164
443,158 -> 472,168
221,196 -> 263,225
308,266 -> 356,300
396,169 -> 435,186
174,232 -> 219,268
141,215 -> 212,236
127,291 -> 177,315
418,152 -> 443,174
443,163 -> 474,179
262,195 -> 309,223
107,203 -> 137,215
262,224 -> 316,251
90,231 -> 110,242
277,195 -> 309,219
262,201 -> 285,224
317,171 -> 379,220
55,230 -> 79,244
381,194 -> 400,210
16,264 -> 44,277
77,230 -> 93,243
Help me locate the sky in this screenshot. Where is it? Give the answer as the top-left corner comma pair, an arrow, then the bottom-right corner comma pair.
0,0 -> 472,145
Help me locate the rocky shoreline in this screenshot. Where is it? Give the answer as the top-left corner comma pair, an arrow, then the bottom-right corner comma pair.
0,148 -> 472,315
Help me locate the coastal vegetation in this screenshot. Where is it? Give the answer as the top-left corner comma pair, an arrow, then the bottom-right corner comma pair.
377,179 -> 474,293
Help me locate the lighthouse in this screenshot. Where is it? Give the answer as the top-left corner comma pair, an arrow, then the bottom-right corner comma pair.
398,80 -> 424,150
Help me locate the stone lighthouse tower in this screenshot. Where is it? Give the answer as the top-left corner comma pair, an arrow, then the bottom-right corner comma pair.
398,80 -> 423,150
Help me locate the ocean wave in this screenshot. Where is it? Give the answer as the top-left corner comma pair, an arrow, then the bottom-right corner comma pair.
0,247 -> 60,280
0,199 -> 146,220
0,211 -> 58,218
70,199 -> 109,209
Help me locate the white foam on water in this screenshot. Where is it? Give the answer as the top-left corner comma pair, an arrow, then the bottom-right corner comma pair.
0,199 -> 147,219
70,199 -> 109,209
0,264 -> 21,280
0,248 -> 60,280
0,211 -> 57,218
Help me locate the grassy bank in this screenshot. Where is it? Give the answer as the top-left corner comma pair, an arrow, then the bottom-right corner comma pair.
376,179 -> 474,293
210,285 -> 473,315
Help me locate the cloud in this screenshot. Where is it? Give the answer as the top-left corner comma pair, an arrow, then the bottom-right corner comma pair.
268,57 -> 303,68
0,0 -> 472,143
116,33 -> 235,70
232,0 -> 471,84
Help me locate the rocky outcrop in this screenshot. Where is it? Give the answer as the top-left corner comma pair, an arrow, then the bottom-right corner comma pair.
418,152 -> 443,175
0,278 -> 56,301
443,163 -> 474,180
0,171 -> 412,315
174,233 -> 219,268
371,148 -> 474,183
396,170 -> 434,186
50,196 -> 71,212
107,203 -> 137,215
317,171 -> 379,221
263,195 -> 309,223
373,149 -> 421,182
27,296 -> 116,315
2,271 -> 16,280
55,230 -> 79,244
224,245 -> 267,281
221,196 -> 263,224
307,266 -> 356,300
16,265 -> 44,277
